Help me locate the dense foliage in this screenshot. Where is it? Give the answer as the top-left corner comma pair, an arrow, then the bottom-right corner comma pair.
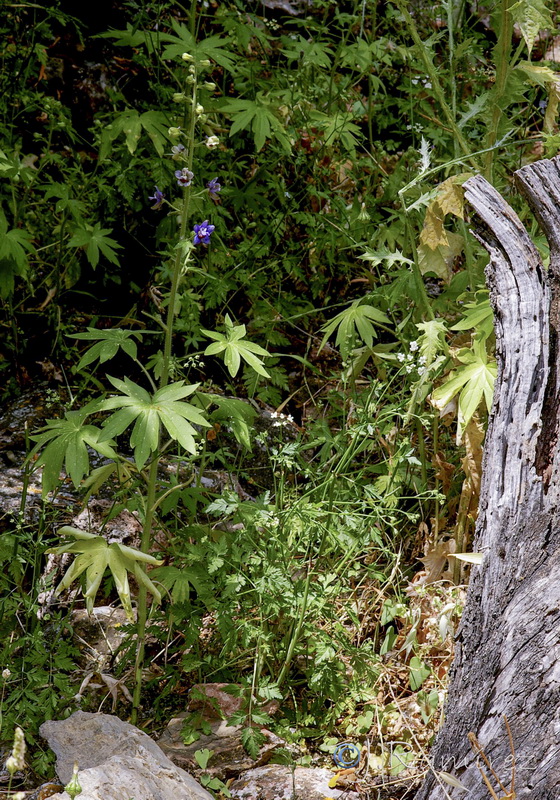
0,0 -> 558,789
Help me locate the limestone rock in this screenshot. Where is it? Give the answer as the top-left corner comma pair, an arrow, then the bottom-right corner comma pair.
158,712 -> 283,778
229,765 -> 360,800
39,710 -> 213,800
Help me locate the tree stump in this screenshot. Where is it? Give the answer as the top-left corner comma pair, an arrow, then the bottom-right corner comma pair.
415,154 -> 560,800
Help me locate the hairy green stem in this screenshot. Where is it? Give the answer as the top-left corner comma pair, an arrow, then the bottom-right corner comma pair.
392,0 -> 477,169
483,0 -> 514,180
131,67 -> 198,724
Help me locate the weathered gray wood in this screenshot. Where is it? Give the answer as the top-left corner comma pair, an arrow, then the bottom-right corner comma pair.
415,154 -> 560,800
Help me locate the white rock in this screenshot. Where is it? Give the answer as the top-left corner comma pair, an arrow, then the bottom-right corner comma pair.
40,710 -> 213,800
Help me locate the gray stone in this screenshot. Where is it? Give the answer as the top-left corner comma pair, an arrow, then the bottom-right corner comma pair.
229,765 -> 360,800
158,712 -> 283,779
39,710 -> 213,800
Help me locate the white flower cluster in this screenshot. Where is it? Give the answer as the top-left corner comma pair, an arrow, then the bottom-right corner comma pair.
270,410 -> 294,428
411,77 -> 432,89
397,341 -> 429,376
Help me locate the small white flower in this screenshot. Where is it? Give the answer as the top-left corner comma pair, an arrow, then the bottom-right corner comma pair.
418,367 -> 427,376
418,355 -> 427,365
406,353 -> 414,361
397,353 -> 406,363
405,364 -> 414,373
409,340 -> 419,352
205,135 -> 220,148
2,668 -> 10,679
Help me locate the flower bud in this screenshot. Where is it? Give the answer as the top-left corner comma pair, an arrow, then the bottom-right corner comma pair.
172,92 -> 186,103
203,82 -> 217,90
195,104 -> 204,115
186,74 -> 196,84
168,127 -> 181,138
65,762 -> 83,800
199,59 -> 211,66
358,202 -> 370,221
181,52 -> 194,61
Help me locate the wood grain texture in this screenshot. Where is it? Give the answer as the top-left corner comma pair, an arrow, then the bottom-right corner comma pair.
415,155 -> 560,800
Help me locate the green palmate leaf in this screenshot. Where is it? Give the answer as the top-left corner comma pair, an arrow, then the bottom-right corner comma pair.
99,110 -> 171,158
48,526 -> 163,621
29,404 -> 117,496
205,394 -> 257,450
219,96 -> 291,153
150,564 -> 213,607
450,293 -> 494,339
202,315 -> 271,378
69,327 -> 143,370
159,21 -> 236,70
432,338 -> 496,441
67,223 -> 122,269
96,377 -> 210,468
0,210 -> 35,297
319,300 -> 390,360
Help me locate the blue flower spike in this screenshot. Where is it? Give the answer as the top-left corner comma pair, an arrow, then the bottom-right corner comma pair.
332,742 -> 360,769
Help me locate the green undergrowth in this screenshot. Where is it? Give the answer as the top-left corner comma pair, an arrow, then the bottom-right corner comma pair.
0,0 -> 558,790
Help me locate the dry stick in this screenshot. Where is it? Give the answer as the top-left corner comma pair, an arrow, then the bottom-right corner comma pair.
504,716 -> 516,798
467,732 -> 515,800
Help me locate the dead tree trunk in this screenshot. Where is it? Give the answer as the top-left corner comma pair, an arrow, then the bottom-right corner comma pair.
415,154 -> 560,800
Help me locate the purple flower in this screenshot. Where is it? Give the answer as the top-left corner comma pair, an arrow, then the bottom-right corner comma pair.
206,177 -> 221,200
148,186 -> 165,210
175,168 -> 194,187
171,144 -> 186,157
193,220 -> 215,245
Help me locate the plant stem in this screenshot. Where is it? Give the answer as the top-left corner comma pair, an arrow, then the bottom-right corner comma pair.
483,0 -> 514,180
131,69 -> 198,724
392,0 -> 478,168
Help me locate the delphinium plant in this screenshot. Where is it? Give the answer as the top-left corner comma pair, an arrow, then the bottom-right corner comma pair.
28,48 -> 271,723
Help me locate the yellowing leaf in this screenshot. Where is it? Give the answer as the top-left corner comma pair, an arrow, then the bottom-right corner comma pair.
420,205 -> 448,250
436,177 -> 465,219
418,232 -> 464,282
328,776 -> 339,788
516,62 -> 560,88
544,83 -> 560,134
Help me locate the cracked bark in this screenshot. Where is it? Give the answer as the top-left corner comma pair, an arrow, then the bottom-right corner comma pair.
415,154 -> 560,800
